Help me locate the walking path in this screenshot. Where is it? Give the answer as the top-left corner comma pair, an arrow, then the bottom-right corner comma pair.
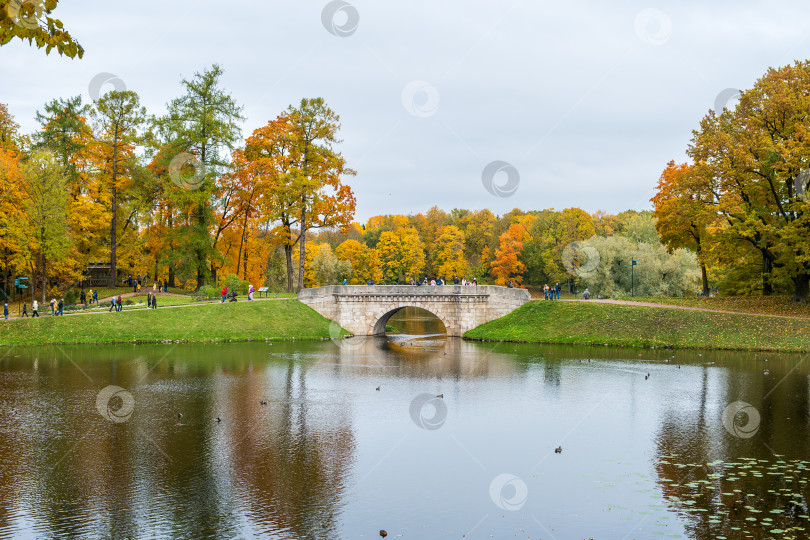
562,297 -> 810,320
2,295 -> 292,321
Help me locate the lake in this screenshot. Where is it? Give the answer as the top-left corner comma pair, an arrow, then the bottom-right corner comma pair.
0,313 -> 807,539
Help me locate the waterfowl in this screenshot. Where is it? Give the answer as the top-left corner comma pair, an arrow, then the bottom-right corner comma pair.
380,530 -> 387,538
554,446 -> 562,454
215,417 -> 221,423
375,386 -> 380,391
436,394 -> 444,398
260,400 -> 268,405
177,413 -> 183,419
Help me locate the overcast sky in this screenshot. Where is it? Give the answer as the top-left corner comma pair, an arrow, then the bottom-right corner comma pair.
2,0 -> 810,221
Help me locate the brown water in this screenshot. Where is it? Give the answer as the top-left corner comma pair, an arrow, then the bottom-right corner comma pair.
0,335 -> 807,539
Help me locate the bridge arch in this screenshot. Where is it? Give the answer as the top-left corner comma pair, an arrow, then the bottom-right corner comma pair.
371,305 -> 450,336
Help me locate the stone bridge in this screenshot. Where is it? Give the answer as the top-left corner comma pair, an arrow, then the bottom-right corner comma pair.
297,285 -> 531,337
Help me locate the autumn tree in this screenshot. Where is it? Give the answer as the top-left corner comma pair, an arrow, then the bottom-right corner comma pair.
311,243 -> 351,286
688,61 -> 810,301
652,161 -> 717,296
0,103 -> 20,152
285,98 -> 356,292
91,90 -> 146,287
433,225 -> 466,280
335,239 -> 381,284
18,150 -> 72,302
160,64 -> 244,289
377,227 -> 425,283
491,223 -> 530,285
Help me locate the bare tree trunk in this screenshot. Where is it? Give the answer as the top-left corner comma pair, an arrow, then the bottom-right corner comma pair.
284,243 -> 294,293
109,137 -> 118,289
297,198 -> 306,293
700,264 -> 709,296
762,253 -> 773,295
40,227 -> 46,304
793,273 -> 810,303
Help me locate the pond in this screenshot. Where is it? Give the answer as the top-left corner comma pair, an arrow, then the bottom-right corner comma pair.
0,330 -> 807,539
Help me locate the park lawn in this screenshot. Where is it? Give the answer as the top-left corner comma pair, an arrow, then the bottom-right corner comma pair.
618,295 -> 810,318
464,300 -> 810,352
0,299 -> 340,346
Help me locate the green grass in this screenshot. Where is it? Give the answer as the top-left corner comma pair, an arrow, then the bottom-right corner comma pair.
0,299 -> 339,346
464,300 -> 810,352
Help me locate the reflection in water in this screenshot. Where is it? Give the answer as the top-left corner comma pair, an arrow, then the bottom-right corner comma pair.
0,340 -> 807,538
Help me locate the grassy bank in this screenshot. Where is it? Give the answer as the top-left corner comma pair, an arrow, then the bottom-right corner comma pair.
0,300 -> 339,346
464,301 -> 810,352
616,295 -> 810,318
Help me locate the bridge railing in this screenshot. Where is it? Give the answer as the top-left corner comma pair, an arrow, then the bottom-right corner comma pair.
297,284 -> 530,301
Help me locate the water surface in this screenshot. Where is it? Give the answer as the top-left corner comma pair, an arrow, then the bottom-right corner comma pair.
0,335 -> 807,539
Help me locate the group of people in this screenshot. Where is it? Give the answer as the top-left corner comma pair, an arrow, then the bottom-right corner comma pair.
127,274 -> 168,293
4,300 -> 42,318
543,283 -> 562,300
220,284 -> 255,303
108,295 -> 124,312
81,289 -> 99,304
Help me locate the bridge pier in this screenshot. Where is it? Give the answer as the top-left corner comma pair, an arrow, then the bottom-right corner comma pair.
297,285 -> 530,337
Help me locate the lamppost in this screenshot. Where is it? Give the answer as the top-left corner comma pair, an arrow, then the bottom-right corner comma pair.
624,259 -> 639,296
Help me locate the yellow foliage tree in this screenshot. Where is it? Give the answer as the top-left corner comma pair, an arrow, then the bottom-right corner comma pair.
336,239 -> 381,284
433,225 -> 467,281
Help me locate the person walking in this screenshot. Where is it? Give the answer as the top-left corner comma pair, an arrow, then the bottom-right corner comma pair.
57,298 -> 63,316
117,295 -> 123,312
152,293 -> 157,309
32,299 -> 39,317
248,284 -> 254,301
109,296 -> 117,312
221,286 -> 227,303
50,298 -> 56,315
80,289 -> 86,304
21,302 -> 28,317
543,284 -> 549,300
555,282 -> 561,300
3,302 -> 8,320
147,291 -> 152,308
93,290 -> 98,304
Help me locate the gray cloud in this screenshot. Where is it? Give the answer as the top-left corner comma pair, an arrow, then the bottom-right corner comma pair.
3,0 -> 810,221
